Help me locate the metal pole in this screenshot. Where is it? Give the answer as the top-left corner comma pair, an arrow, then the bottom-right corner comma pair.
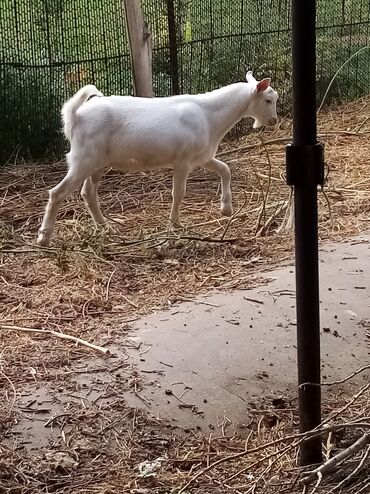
286,0 -> 324,465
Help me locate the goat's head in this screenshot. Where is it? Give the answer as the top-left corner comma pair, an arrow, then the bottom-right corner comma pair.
245,71 -> 278,129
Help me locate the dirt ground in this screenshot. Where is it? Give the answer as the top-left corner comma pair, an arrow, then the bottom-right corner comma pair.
1,97 -> 370,493
122,236 -> 370,430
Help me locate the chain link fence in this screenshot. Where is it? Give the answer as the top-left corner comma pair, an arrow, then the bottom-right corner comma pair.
1,0 -> 369,163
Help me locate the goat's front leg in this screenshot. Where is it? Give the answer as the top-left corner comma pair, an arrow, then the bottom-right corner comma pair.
37,172 -> 85,246
170,164 -> 190,226
201,158 -> 233,216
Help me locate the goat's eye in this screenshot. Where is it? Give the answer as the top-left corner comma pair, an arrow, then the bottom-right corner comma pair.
266,99 -> 272,104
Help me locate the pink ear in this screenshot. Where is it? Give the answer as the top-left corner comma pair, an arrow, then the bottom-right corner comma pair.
256,78 -> 271,93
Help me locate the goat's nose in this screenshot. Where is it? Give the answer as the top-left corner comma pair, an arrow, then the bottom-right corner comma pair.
268,117 -> 277,126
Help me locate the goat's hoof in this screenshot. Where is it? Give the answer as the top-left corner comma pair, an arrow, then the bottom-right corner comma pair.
221,204 -> 233,217
97,223 -> 116,235
37,232 -> 51,247
106,224 -> 118,235
169,220 -> 182,231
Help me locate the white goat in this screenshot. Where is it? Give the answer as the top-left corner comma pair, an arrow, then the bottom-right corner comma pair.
37,71 -> 278,246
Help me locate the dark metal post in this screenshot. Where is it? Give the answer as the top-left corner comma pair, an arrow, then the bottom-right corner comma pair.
166,0 -> 180,95
286,0 -> 324,465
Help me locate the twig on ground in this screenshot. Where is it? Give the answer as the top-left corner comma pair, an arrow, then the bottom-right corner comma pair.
105,268 -> 116,302
260,135 -> 273,221
175,234 -> 237,243
1,325 -> 109,354
219,131 -> 369,158
175,295 -> 219,307
220,188 -> 248,241
276,187 -> 294,234
177,422 -> 370,493
0,368 -> 17,418
220,137 -> 291,157
253,160 -> 267,233
328,444 -> 370,493
310,472 -> 323,494
356,481 -> 370,494
243,296 -> 264,305
323,364 -> 370,386
321,188 -> 333,226
226,443 -> 291,482
257,199 -> 289,237
121,295 -> 139,309
302,432 -> 370,485
320,383 -> 370,426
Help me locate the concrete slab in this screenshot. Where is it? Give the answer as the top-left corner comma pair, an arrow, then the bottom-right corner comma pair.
124,235 -> 370,431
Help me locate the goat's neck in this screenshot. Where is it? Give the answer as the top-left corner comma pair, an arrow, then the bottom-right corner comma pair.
199,83 -> 253,143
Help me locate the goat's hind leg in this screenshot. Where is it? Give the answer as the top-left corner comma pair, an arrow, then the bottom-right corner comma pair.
81,170 -> 106,225
37,170 -> 86,246
170,164 -> 191,227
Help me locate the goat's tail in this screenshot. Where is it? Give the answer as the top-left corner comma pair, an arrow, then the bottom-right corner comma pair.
62,84 -> 103,140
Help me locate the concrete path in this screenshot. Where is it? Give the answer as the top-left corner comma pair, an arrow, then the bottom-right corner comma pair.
125,234 -> 370,431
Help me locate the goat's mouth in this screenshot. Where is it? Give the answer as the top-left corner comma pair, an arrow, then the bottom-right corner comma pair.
266,117 -> 278,127
253,117 -> 277,129
253,119 -> 263,129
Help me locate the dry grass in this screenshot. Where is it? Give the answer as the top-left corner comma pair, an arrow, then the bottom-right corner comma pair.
0,97 -> 370,493
1,97 -> 369,329
0,379 -> 369,493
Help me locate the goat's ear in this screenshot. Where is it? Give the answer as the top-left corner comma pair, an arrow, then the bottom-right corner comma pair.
256,78 -> 271,93
246,71 -> 256,83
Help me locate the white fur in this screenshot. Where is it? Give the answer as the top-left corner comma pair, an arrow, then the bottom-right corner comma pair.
62,85 -> 103,141
37,72 -> 278,246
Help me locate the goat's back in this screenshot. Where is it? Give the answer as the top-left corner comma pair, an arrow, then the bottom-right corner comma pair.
71,95 -> 212,168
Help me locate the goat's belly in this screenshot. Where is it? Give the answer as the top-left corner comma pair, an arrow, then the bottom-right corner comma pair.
109,158 -> 172,172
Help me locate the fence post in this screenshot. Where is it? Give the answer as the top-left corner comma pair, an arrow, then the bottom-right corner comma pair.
166,0 -> 180,94
123,0 -> 153,97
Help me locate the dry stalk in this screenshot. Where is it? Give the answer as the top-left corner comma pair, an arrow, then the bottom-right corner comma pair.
319,383 -> 370,427
356,481 -> 370,494
323,364 -> 370,386
1,324 -> 109,354
257,199 -> 289,237
302,432 -> 370,485
0,368 -> 17,417
177,421 -> 370,493
220,188 -> 248,241
219,131 -> 368,158
0,96 -> 369,494
328,444 -> 370,493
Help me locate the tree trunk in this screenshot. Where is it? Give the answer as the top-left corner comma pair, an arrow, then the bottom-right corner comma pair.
123,0 -> 153,97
